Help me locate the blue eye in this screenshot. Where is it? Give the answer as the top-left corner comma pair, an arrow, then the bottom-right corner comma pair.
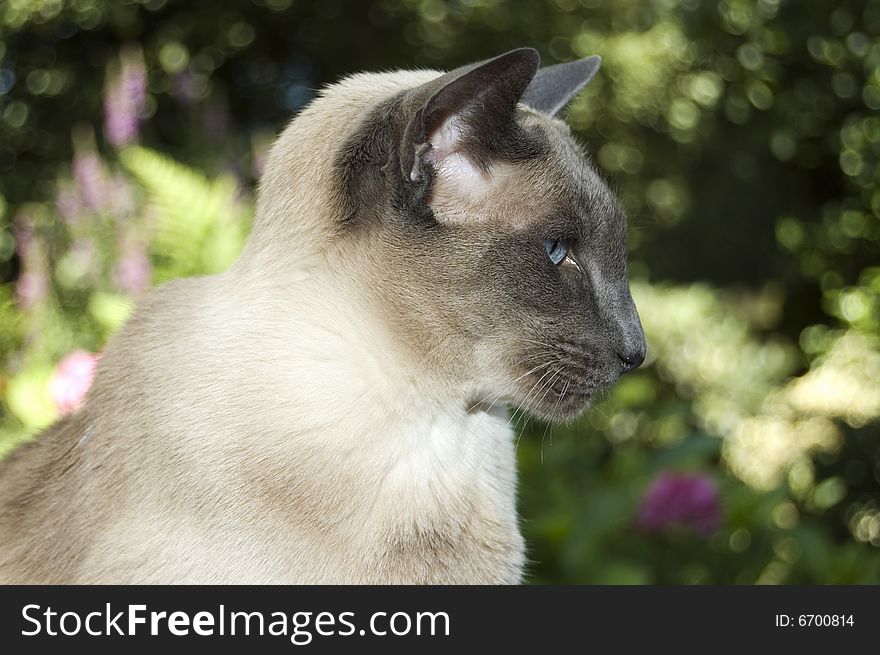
545,238 -> 569,265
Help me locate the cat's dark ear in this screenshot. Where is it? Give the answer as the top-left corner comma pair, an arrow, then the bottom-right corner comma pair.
521,55 -> 601,117
400,48 -> 540,184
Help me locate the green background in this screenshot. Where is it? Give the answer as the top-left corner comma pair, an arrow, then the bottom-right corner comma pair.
1,0 -> 878,583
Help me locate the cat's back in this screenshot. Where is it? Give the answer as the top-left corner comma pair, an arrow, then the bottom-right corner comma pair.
0,413 -> 98,582
0,274 -> 234,582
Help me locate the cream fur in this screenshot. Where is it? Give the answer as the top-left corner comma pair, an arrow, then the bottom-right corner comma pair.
0,69 -> 526,584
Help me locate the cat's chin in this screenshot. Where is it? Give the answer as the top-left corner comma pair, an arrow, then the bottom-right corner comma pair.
521,388 -> 594,423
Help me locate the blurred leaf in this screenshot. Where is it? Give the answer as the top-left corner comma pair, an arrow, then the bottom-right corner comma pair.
5,365 -> 57,430
120,146 -> 250,281
87,291 -> 132,334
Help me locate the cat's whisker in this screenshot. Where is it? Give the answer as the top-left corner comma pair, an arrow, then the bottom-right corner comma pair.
512,337 -> 566,351
465,360 -> 552,413
540,378 -> 569,459
443,358 -> 556,477
465,361 -> 554,472
461,356 -> 559,476
513,363 -> 563,457
424,356 -> 549,452
532,367 -> 564,464
509,365 -> 557,434
455,358 -> 551,441
514,365 -> 557,414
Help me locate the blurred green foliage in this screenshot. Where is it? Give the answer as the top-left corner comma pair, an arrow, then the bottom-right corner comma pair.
0,0 -> 878,583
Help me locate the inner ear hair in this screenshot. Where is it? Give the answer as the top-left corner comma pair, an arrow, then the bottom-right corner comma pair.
400,48 -> 540,185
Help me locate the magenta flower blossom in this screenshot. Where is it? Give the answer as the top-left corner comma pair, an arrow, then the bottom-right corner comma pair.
114,243 -> 151,295
14,271 -> 47,310
12,213 -> 35,258
73,150 -> 110,212
108,174 -> 135,219
13,214 -> 48,309
104,48 -> 147,147
54,182 -> 84,224
636,471 -> 721,537
48,350 -> 99,416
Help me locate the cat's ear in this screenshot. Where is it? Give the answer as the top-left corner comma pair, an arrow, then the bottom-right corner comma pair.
521,55 -> 601,117
400,48 -> 540,186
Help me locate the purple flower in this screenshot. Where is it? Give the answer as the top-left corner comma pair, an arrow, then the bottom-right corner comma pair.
12,214 -> 48,310
12,215 -> 35,259
114,242 -> 151,295
104,48 -> 147,147
48,350 -> 99,415
54,182 -> 84,224
636,471 -> 721,537
14,271 -> 47,310
107,174 -> 135,219
73,150 -> 109,212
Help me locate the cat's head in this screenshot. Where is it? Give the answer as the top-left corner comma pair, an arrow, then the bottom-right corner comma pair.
274,49 -> 645,422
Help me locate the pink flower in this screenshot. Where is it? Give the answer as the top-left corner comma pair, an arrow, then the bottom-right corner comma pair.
107,174 -> 135,219
14,271 -> 47,310
73,151 -> 110,212
55,182 -> 84,224
13,213 -> 48,310
636,471 -> 721,537
48,350 -> 99,416
114,244 -> 151,295
104,48 -> 147,147
12,213 -> 35,258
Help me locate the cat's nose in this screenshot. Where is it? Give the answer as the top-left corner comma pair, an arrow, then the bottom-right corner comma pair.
606,282 -> 645,375
617,344 -> 645,374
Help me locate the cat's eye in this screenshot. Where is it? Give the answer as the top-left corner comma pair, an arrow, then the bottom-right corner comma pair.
545,238 -> 570,265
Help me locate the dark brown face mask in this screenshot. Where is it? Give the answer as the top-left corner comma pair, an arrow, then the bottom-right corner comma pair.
335,48 -> 645,422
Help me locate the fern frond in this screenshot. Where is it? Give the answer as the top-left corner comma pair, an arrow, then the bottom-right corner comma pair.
120,147 -> 251,282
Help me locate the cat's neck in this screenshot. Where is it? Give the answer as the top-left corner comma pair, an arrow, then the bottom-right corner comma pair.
214,261 -> 489,445
198,265 -> 516,534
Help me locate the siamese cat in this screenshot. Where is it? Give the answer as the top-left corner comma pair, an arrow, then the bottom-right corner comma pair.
0,48 -> 645,584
